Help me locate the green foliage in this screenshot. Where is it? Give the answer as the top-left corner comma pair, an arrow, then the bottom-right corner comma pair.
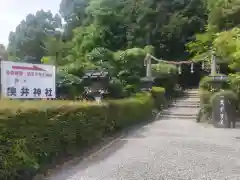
198,89 -> 213,122
41,56 -> 55,65
152,63 -> 177,77
107,78 -> 125,99
228,73 -> 240,101
210,90 -> 238,105
0,94 -> 155,179
5,0 -> 209,97
8,0 -> 207,64
151,87 -> 166,110
114,47 -> 148,79
0,44 -> 8,60
56,71 -> 84,99
199,89 -> 212,105
7,10 -> 62,63
208,0 -> 240,32
187,0 -> 240,69
212,28 -> 240,70
124,84 -> 139,97
59,0 -> 89,39
152,63 -> 178,95
186,31 -> 215,61
58,61 -> 85,77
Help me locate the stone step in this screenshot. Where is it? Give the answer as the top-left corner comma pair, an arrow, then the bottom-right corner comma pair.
187,91 -> 199,93
173,100 -> 200,103
158,90 -> 200,120
186,92 -> 198,94
161,111 -> 197,117
185,95 -> 199,98
183,96 -> 199,98
162,106 -> 199,113
186,93 -> 199,96
172,101 -> 200,104
177,101 -> 200,104
159,114 -> 197,120
169,104 -> 200,108
172,102 -> 200,106
186,91 -> 199,93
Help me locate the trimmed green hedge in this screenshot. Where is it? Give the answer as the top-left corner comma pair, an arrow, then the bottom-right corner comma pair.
228,73 -> 240,103
199,89 -> 212,107
210,90 -> 238,105
151,87 -> 166,110
152,63 -> 178,96
0,93 -> 158,179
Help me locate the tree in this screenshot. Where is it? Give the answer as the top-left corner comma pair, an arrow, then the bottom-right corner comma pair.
213,28 -> 240,70
84,0 -> 207,59
8,10 -> 62,63
186,30 -> 216,61
0,44 -> 8,60
208,0 -> 240,32
59,0 -> 89,39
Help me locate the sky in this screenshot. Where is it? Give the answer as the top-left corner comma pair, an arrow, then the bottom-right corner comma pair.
0,0 -> 62,46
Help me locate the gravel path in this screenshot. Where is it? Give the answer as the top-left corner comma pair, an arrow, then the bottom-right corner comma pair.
46,91 -> 240,180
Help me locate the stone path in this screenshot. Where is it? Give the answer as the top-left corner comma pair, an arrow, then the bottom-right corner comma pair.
46,89 -> 240,180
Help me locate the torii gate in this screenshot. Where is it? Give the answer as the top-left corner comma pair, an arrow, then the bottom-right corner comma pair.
143,53 -> 217,79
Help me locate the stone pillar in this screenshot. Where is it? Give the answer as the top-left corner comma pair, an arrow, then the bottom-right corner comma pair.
146,55 -> 152,78
211,53 -> 217,75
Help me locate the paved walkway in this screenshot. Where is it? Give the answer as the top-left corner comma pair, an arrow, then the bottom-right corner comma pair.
46,90 -> 240,180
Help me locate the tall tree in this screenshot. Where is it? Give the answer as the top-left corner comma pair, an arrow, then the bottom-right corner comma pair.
84,0 -> 207,59
208,0 -> 240,32
59,0 -> 89,39
0,44 -> 8,60
8,10 -> 62,63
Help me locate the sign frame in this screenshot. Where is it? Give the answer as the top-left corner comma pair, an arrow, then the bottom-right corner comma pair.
1,61 -> 56,99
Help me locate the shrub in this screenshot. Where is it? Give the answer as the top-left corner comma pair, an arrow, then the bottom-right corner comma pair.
56,71 -> 84,99
228,73 -> 240,102
152,63 -> 178,95
199,89 -> 212,106
124,84 -> 139,97
151,87 -> 166,109
0,94 -> 154,179
107,78 -> 125,99
210,90 -> 238,105
199,89 -> 213,121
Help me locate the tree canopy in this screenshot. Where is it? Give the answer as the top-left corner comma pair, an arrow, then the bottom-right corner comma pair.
4,0 -> 217,97
187,0 -> 240,70
7,0 -> 207,63
7,10 -> 62,63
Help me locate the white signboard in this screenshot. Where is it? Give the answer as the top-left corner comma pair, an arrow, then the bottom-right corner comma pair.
1,61 -> 56,99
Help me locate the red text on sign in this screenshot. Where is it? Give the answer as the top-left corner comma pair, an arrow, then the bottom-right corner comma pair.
6,70 -> 52,77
